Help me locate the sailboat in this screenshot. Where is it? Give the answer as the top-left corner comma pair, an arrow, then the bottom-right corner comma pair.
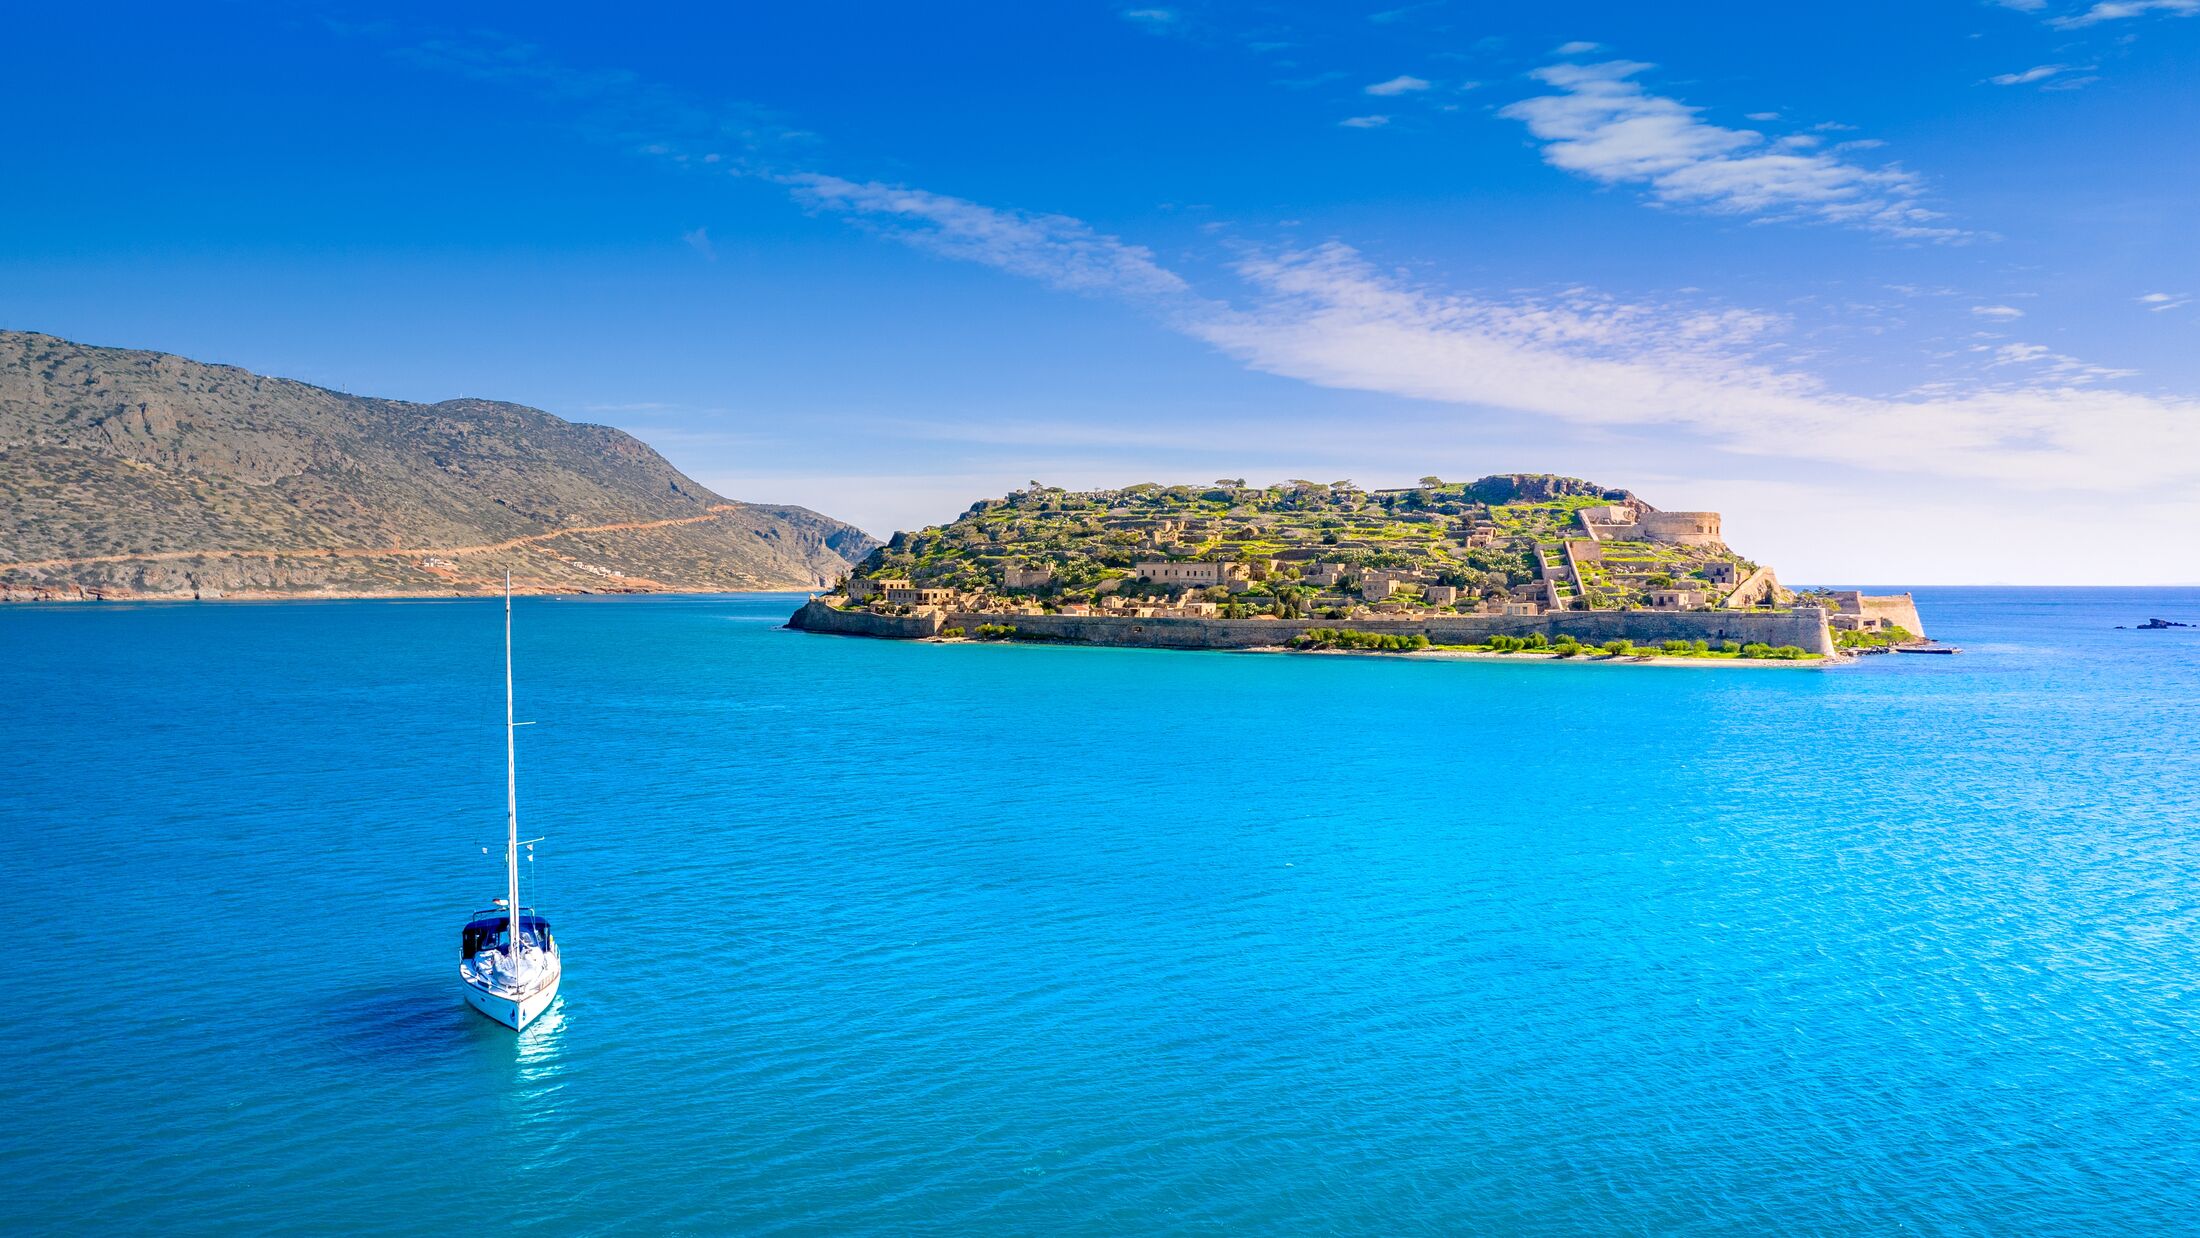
460,574 -> 563,1031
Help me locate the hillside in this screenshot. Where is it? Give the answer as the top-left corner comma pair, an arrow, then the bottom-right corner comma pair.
0,331 -> 876,599
838,476 -> 1786,618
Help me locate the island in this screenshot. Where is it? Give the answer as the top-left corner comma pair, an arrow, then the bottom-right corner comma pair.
788,475 -> 1927,662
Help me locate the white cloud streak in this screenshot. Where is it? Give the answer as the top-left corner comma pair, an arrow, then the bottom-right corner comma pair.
371,26 -> 2199,505
2051,0 -> 2199,27
1183,245 -> 2198,489
782,174 -> 2200,494
1365,75 -> 1430,96
782,174 -> 1194,301
1120,7 -> 1179,29
1498,61 -> 1969,241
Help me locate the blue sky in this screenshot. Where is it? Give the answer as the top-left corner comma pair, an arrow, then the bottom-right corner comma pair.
5,2 -> 2197,583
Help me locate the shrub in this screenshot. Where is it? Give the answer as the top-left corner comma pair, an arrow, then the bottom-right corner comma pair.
1772,644 -> 1807,660
1719,640 -> 1741,654
1834,623 -> 1915,651
1601,639 -> 1632,656
973,623 -> 1018,640
1290,627 -> 1432,652
1693,640 -> 1711,655
1739,642 -> 1772,658
1662,640 -> 1693,655
940,626 -> 965,639
1523,632 -> 1549,650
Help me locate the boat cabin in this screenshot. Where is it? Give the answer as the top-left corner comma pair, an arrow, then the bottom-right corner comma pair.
462,910 -> 554,960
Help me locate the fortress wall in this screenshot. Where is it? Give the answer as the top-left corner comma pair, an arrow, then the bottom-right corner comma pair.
916,606 -> 1835,655
1721,566 -> 1783,609
789,598 -> 944,638
793,597 -> 1833,654
1856,593 -> 1927,639
1638,511 -> 1724,546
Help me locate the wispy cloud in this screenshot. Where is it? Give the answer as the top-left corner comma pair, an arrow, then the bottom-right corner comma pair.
1972,304 -> 2026,320
1498,61 -> 1969,241
1988,62 -> 2098,88
682,226 -> 716,260
2051,0 -> 2200,27
1982,341 -> 2134,381
1339,114 -> 1391,128
2139,291 -> 2193,311
1183,244 -> 2196,489
1369,2 -> 1444,24
1365,75 -> 1431,96
368,26 -> 2200,500
783,174 -> 1194,302
1554,41 -> 1603,55
764,174 -> 2200,492
1119,7 -> 1180,31
385,31 -> 806,165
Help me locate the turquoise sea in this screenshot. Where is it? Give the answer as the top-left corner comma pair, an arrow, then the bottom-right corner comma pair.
3,588 -> 2198,1235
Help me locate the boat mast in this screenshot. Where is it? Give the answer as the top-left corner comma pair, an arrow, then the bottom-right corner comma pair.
505,571 -> 522,961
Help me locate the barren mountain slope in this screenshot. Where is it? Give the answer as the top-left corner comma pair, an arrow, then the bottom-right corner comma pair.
0,331 -> 875,598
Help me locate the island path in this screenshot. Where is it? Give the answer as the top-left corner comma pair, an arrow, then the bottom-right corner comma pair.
0,505 -> 741,572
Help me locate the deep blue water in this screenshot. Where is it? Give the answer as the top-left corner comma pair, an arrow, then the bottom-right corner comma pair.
3,588 -> 2198,1235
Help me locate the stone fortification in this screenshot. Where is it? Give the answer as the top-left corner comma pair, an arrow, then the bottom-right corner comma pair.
1579,505 -> 1722,547
1720,566 -> 1785,609
789,601 -> 943,639
1831,591 -> 1927,639
1637,511 -> 1723,546
791,599 -> 1833,655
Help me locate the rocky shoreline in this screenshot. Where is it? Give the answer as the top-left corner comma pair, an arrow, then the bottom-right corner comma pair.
912,635 -> 1845,668
787,597 -> 1842,657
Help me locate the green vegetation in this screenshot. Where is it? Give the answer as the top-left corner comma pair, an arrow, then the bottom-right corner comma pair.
838,473 -> 1764,617
1289,627 -> 1814,661
1289,628 -> 1433,652
1833,624 -> 1917,650
1483,633 -> 1550,652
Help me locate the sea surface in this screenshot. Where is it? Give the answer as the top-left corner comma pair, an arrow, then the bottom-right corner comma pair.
3,588 -> 2198,1235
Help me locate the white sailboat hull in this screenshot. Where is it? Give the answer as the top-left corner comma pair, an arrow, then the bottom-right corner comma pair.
458,578 -> 564,1034
461,958 -> 561,1031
